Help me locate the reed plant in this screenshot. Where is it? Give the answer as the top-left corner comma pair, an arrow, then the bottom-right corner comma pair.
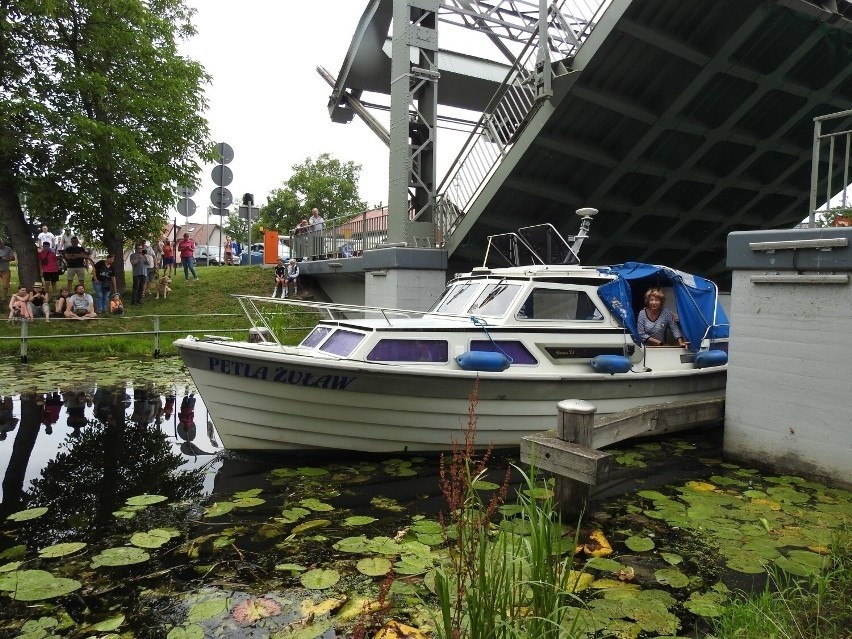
432,381 -> 591,639
712,520 -> 851,639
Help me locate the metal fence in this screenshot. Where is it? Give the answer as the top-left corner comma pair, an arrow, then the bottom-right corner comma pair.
809,108 -> 852,225
0,313 -> 251,363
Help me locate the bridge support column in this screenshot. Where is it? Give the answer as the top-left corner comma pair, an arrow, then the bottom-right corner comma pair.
362,247 -> 447,311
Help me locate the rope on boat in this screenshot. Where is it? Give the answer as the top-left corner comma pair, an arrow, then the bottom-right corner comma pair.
470,316 -> 514,364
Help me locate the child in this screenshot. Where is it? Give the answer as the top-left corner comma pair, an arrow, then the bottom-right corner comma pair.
8,286 -> 33,321
109,292 -> 124,315
272,258 -> 287,298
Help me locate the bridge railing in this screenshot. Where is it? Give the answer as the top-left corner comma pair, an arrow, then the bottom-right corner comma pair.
436,0 -> 611,243
809,108 -> 852,225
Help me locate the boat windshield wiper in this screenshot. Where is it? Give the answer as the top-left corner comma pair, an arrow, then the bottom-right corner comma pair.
473,279 -> 507,311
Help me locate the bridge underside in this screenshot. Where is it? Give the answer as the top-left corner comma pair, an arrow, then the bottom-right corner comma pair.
443,0 -> 852,286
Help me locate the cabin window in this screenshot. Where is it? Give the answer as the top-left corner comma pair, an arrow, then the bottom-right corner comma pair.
429,281 -> 480,314
516,289 -> 602,321
468,282 -> 522,317
366,339 -> 449,362
319,329 -> 364,357
470,340 -> 538,365
302,326 -> 333,348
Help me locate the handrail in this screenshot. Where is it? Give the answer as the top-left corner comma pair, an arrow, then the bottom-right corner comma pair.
436,0 -> 611,242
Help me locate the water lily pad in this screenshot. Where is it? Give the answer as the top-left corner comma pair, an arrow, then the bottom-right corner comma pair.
586,557 -> 624,572
38,542 -> 87,558
188,597 -> 229,622
167,624 -> 205,639
232,497 -> 266,508
279,507 -> 311,522
300,568 -> 340,589
334,536 -> 371,553
684,481 -> 717,492
204,501 -> 236,518
291,519 -> 331,534
625,535 -> 655,552
654,567 -> 689,588
343,516 -> 377,526
92,614 -> 125,631
371,496 -> 405,512
0,569 -> 82,601
275,563 -> 308,573
471,480 -> 500,491
357,557 -> 393,576
0,561 -> 22,572
724,552 -> 767,574
131,529 -> 176,549
637,490 -> 669,501
233,488 -> 263,499
684,592 -> 725,617
299,498 -> 333,512
112,509 -> 137,520
125,494 -> 168,506
6,507 -> 48,522
90,546 -> 150,567
297,466 -> 329,477
660,552 -> 683,565
231,597 -> 282,624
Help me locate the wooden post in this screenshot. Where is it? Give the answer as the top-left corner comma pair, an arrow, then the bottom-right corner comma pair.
555,399 -> 597,517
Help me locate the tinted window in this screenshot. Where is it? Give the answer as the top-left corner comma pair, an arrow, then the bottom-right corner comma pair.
516,289 -> 602,320
470,340 -> 537,365
301,326 -> 332,348
319,329 -> 364,357
367,340 -> 449,362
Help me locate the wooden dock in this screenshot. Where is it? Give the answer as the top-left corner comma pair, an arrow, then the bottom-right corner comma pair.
520,397 -> 725,516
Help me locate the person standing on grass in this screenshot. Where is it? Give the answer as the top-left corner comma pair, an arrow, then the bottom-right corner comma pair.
177,233 -> 197,281
92,254 -> 117,314
63,236 -> 90,290
38,241 -> 61,295
224,236 -> 234,265
162,237 -> 175,277
0,238 -> 16,303
37,225 -> 56,250
129,243 -> 148,305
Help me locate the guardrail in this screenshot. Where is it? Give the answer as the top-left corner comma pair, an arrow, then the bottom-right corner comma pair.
289,208 -> 394,260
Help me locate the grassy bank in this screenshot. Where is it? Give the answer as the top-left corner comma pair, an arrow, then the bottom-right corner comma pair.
712,522 -> 852,639
0,265 -> 315,360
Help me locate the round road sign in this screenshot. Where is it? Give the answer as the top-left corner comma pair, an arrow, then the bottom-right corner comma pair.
211,187 -> 233,208
177,199 -> 196,216
215,142 -> 234,164
211,165 -> 233,187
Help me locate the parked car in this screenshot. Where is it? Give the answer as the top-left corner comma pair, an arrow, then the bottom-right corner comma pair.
240,242 -> 290,265
193,245 -> 223,266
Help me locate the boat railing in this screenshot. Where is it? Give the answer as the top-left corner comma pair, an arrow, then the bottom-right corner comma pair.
232,294 -> 501,349
482,222 -> 581,267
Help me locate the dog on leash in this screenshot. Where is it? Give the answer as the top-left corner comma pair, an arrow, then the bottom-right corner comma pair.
155,275 -> 173,299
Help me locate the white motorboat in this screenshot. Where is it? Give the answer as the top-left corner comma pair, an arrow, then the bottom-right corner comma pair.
175,210 -> 729,452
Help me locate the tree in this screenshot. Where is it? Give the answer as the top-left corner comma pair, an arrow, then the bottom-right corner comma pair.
0,0 -> 211,289
259,153 -> 367,236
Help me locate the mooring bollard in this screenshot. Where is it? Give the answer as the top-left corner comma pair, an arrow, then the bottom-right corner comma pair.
555,399 -> 598,516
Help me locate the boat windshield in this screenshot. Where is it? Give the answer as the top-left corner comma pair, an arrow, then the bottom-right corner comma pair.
468,282 -> 522,317
429,281 -> 481,314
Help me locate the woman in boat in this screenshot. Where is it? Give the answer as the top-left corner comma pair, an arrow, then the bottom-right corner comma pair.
637,287 -> 686,347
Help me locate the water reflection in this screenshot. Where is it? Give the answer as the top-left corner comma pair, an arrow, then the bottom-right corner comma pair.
0,383 -> 221,519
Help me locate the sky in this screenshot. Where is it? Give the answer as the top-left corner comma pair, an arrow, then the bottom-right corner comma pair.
177,1 -> 395,223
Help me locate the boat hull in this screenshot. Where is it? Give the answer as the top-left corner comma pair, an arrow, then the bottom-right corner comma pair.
177,339 -> 726,453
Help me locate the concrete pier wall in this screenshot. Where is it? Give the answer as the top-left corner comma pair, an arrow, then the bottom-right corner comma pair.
725,227 -> 852,488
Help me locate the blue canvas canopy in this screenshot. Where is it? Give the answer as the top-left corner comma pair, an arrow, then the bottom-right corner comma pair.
596,263 -> 729,352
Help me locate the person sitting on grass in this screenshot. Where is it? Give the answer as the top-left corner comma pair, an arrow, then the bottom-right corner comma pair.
54,287 -> 71,316
65,284 -> 96,320
109,292 -> 124,315
27,281 -> 50,321
8,286 -> 33,321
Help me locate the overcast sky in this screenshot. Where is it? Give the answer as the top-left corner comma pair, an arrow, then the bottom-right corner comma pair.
178,0 -> 394,222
